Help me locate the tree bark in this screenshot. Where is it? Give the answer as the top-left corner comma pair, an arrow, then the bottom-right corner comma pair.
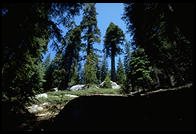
87,27 -> 92,56
111,51 -> 115,82
87,37 -> 91,56
164,67 -> 174,87
153,65 -> 160,88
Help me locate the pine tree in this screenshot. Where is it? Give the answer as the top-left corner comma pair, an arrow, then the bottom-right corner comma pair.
102,74 -> 112,88
43,53 -> 65,90
124,41 -> 132,76
2,4 -> 50,109
128,48 -> 153,92
58,25 -> 82,90
96,57 -> 102,84
80,3 -> 101,55
116,57 -> 126,85
68,62 -> 80,87
83,53 -> 98,86
123,3 -> 193,87
43,53 -> 51,71
104,22 -> 125,82
2,3 -> 84,111
100,54 -> 108,82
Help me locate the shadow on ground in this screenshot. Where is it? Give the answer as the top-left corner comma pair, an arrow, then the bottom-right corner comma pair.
2,86 -> 193,131
41,86 -> 194,131
1,101 -> 38,131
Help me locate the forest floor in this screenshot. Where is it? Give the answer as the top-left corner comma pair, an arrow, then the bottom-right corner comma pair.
17,88 -> 123,131
3,83 -> 192,131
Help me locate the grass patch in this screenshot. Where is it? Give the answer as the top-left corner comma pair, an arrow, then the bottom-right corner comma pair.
46,88 -> 121,96
37,96 -> 74,105
31,88 -> 121,113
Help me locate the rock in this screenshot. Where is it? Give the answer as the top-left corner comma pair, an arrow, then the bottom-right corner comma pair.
99,81 -> 104,87
69,85 -> 86,91
95,86 -> 99,89
27,105 -> 44,113
111,81 -> 121,89
100,81 -> 120,89
42,102 -> 50,106
91,85 -> 99,89
64,94 -> 78,98
35,93 -> 48,99
51,87 -> 58,92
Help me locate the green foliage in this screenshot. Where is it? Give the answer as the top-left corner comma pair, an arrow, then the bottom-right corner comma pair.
84,53 -> 98,86
104,22 -> 125,81
123,3 -> 193,87
1,3 -> 84,112
46,87 -> 120,97
1,4 -> 50,108
124,41 -> 132,76
37,95 -> 73,105
58,25 -> 82,90
103,75 -> 112,88
43,53 -> 64,90
80,3 -> 101,55
116,58 -> 126,85
100,54 -> 108,82
68,63 -> 80,87
104,22 -> 125,57
95,57 -> 102,84
128,48 -> 153,91
43,53 -> 51,71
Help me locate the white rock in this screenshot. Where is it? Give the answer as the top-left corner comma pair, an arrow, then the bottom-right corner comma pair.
35,93 -> 48,99
28,105 -> 44,113
100,81 -> 105,87
111,81 -> 121,89
42,102 -> 50,106
64,94 -> 78,98
69,84 -> 86,91
37,106 -> 44,111
51,87 -> 58,92
100,81 -> 121,89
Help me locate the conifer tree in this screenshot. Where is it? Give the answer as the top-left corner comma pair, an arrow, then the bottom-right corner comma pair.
104,22 -> 125,81
58,25 -> 82,90
123,3 -> 193,87
2,3 -> 83,109
124,41 -> 132,76
68,62 -> 80,86
116,57 -> 126,85
43,53 -> 51,71
100,54 -> 108,82
103,74 -> 112,88
96,57 -> 102,84
80,3 -> 101,55
83,53 -> 98,86
128,48 -> 153,91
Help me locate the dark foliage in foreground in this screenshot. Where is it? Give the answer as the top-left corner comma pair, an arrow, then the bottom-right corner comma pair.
42,85 -> 193,131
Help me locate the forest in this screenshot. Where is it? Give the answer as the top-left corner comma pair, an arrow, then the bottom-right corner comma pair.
1,3 -> 193,131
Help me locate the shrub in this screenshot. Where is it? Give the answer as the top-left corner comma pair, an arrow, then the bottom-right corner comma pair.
103,75 -> 112,88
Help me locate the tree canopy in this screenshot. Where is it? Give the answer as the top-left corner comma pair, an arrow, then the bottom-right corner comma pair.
80,3 -> 101,55
1,3 -> 193,114
104,22 -> 125,81
123,3 -> 193,89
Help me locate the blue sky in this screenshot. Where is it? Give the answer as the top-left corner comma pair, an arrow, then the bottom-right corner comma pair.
43,3 -> 133,69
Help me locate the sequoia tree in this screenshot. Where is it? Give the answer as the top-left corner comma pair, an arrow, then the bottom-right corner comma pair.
104,22 -> 125,81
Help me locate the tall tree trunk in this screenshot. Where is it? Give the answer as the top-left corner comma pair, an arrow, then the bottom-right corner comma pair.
111,51 -> 115,82
87,38 -> 91,56
87,27 -> 92,56
153,65 -> 160,88
164,67 -> 174,87
58,56 -> 73,90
